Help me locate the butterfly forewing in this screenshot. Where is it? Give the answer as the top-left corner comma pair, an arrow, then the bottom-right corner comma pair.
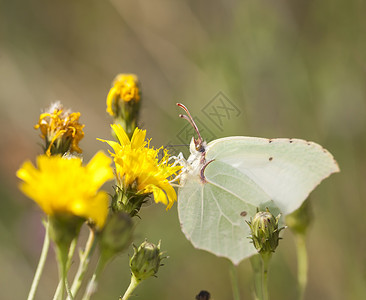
205,137 -> 339,214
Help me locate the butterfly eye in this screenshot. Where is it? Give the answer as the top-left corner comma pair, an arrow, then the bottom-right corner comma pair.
195,140 -> 204,152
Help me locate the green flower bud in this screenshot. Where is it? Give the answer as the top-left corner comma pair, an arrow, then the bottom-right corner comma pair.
111,185 -> 149,217
286,198 -> 313,236
99,212 -> 133,261
130,240 -> 164,281
247,208 -> 285,254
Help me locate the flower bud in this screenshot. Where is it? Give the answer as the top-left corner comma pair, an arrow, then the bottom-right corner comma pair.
247,208 -> 285,254
129,240 -> 164,281
111,186 -> 149,217
106,74 -> 141,138
99,212 -> 134,261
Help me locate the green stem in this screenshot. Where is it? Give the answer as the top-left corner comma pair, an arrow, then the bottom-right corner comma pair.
53,281 -> 62,300
68,229 -> 96,299
65,279 -> 74,300
229,262 -> 240,300
250,255 -> 263,300
57,250 -> 66,300
81,255 -> 109,300
55,240 -> 76,300
261,253 -> 272,300
121,275 -> 141,300
27,219 -> 50,300
295,234 -> 308,300
53,238 -> 77,300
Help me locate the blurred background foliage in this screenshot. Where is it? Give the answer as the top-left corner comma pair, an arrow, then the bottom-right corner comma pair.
1,0 -> 366,299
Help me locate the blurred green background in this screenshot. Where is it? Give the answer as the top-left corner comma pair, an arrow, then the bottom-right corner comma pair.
1,0 -> 366,299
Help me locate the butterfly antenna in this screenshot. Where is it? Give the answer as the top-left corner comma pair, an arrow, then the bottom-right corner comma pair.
177,103 -> 203,145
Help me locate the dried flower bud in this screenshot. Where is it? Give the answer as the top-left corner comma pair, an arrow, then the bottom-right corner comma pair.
247,208 -> 285,254
35,101 -> 84,156
130,240 -> 164,282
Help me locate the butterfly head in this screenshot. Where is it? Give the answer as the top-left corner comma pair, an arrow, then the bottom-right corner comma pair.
189,137 -> 207,156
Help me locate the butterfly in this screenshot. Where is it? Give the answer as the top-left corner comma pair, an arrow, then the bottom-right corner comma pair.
175,103 -> 339,264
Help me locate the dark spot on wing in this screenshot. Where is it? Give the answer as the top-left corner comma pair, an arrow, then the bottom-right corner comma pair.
289,139 -> 293,143
269,139 -> 273,143
240,211 -> 247,217
269,157 -> 273,161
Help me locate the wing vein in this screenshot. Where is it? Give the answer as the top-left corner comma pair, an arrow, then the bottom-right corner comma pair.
206,180 -> 248,204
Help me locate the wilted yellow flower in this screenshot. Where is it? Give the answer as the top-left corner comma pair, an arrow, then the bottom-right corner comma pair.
106,74 -> 140,117
35,102 -> 84,156
16,152 -> 114,228
99,124 -> 181,210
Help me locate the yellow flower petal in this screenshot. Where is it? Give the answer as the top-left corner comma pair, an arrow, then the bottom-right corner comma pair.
99,125 -> 181,209
130,128 -> 146,149
111,124 -> 130,146
17,152 -> 113,228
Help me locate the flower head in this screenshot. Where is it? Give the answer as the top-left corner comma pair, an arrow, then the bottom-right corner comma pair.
35,102 -> 85,156
106,74 -> 140,117
16,152 -> 114,228
99,124 -> 181,210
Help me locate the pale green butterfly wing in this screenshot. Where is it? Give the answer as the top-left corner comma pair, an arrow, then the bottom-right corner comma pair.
178,136 -> 339,264
178,160 -> 281,264
206,137 -> 339,215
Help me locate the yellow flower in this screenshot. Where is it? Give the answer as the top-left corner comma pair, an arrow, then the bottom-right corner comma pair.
35,102 -> 85,156
106,74 -> 140,117
99,124 -> 181,210
16,152 -> 114,228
